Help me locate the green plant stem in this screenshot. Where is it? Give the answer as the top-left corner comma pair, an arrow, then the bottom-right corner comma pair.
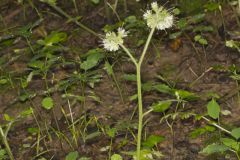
47,3 -> 100,37
136,65 -> 143,159
119,44 -> 137,66
121,27 -> 155,160
139,28 -> 155,65
0,126 -> 14,160
202,116 -> 231,135
236,151 -> 240,160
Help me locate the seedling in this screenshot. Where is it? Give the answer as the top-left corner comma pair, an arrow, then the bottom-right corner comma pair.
102,2 -> 174,159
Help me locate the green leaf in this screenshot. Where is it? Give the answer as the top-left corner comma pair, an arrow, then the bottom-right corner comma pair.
204,2 -> 219,11
142,135 -> 165,149
20,108 -> 33,117
65,151 -> 79,160
207,99 -> 220,119
122,74 -> 136,81
91,0 -> 100,4
151,101 -> 172,113
41,32 -> 67,46
3,114 -> 14,122
111,154 -> 123,160
153,84 -> 174,95
201,143 -> 229,155
84,131 -> 101,141
28,60 -> 45,69
194,35 -> 208,45
190,125 -> 215,138
231,128 -> 240,140
39,0 -> 56,5
221,138 -> 240,151
106,127 -> 117,138
41,97 -> 54,110
80,49 -> 104,71
175,90 -> 199,100
0,149 -> 7,158
0,78 -> 7,85
104,61 -> 113,75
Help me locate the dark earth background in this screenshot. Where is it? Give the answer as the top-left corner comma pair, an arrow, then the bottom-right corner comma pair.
0,0 -> 240,159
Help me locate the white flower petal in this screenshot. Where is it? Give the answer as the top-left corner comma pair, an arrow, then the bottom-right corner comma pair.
143,2 -> 174,30
102,28 -> 128,52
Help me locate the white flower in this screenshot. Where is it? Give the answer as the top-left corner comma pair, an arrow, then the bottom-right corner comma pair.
102,28 -> 128,51
143,2 -> 174,30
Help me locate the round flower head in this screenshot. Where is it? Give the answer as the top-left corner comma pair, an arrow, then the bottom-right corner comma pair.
143,2 -> 173,30
102,28 -> 128,52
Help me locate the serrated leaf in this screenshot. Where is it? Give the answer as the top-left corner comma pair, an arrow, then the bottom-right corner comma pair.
151,101 -> 172,113
207,99 -> 220,119
41,97 -> 54,110
231,128 -> 240,140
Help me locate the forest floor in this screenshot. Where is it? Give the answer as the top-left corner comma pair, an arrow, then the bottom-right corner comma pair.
0,0 -> 240,160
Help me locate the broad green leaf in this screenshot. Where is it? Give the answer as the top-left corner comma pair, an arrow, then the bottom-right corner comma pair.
153,84 -> 174,95
207,99 -> 220,119
111,154 -> 123,160
142,135 -> 165,149
231,128 -> 240,140
221,138 -> 240,151
80,49 -> 104,71
201,143 -> 229,155
41,97 -> 54,110
65,151 -> 79,160
151,101 -> 172,113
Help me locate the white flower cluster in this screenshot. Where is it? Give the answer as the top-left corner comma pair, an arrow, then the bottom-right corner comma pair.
143,2 -> 173,30
102,28 -> 128,51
